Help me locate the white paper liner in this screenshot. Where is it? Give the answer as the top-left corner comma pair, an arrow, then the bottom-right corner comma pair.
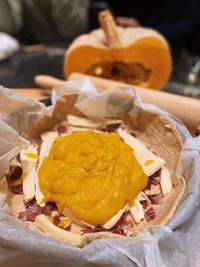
0,79 -> 199,267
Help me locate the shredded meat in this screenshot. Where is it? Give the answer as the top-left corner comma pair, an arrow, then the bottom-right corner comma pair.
147,194 -> 162,205
149,169 -> 161,179
57,124 -> 67,134
42,202 -> 57,216
19,201 -> 58,222
7,165 -> 22,181
53,215 -> 61,225
130,132 -> 136,137
25,198 -> 36,208
10,184 -> 23,195
111,212 -> 133,235
82,225 -> 105,234
99,123 -> 120,133
146,170 -> 161,190
36,138 -> 42,154
64,224 -> 71,231
150,177 -> 160,186
144,207 -> 156,222
18,204 -> 43,221
81,212 -> 134,236
140,200 -> 148,210
16,153 -> 21,162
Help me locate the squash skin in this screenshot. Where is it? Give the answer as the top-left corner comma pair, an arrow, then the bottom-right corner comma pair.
64,27 -> 172,90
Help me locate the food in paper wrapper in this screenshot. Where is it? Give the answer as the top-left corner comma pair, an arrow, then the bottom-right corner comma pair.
1,92 -> 185,247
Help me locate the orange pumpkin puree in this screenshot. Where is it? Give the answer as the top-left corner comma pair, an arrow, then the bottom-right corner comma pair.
38,131 -> 147,225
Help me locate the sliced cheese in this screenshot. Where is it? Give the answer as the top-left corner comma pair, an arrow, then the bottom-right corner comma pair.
67,115 -> 122,128
160,167 -> 172,196
64,204 -> 127,230
69,126 -> 92,132
20,145 -> 38,202
35,131 -> 59,206
136,192 -> 146,202
34,214 -> 82,246
130,199 -> 144,224
62,207 -> 94,228
39,131 -> 59,162
117,128 -> 165,176
102,205 -> 127,230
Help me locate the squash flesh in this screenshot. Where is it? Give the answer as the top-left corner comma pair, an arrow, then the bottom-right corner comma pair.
64,28 -> 172,90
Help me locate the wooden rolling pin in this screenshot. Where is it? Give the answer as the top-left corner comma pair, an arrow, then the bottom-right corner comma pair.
34,73 -> 200,133
13,88 -> 50,100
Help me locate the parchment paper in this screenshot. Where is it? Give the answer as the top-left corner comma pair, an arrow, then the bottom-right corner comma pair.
0,79 -> 200,267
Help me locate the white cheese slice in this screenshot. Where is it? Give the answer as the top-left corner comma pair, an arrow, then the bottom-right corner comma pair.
20,145 -> 38,202
69,126 -> 92,132
160,167 -> 172,196
39,131 -> 59,162
130,199 -> 144,224
67,115 -> 122,128
136,192 -> 146,201
138,191 -> 151,204
34,214 -> 82,246
35,131 -> 59,206
102,205 -> 128,230
64,204 -> 128,230
62,207 -> 95,228
117,128 -> 165,176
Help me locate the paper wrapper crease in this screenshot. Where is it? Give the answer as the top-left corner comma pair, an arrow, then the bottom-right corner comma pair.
0,80 -> 200,267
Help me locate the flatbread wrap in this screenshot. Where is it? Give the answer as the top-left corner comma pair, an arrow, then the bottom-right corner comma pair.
1,92 -> 185,248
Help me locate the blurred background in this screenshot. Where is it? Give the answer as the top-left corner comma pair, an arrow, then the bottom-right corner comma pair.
0,0 -> 200,97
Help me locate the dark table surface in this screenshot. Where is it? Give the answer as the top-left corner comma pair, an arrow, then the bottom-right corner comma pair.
0,46 -> 65,88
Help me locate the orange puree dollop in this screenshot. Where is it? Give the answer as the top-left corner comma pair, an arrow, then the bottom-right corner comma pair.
38,131 -> 147,225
